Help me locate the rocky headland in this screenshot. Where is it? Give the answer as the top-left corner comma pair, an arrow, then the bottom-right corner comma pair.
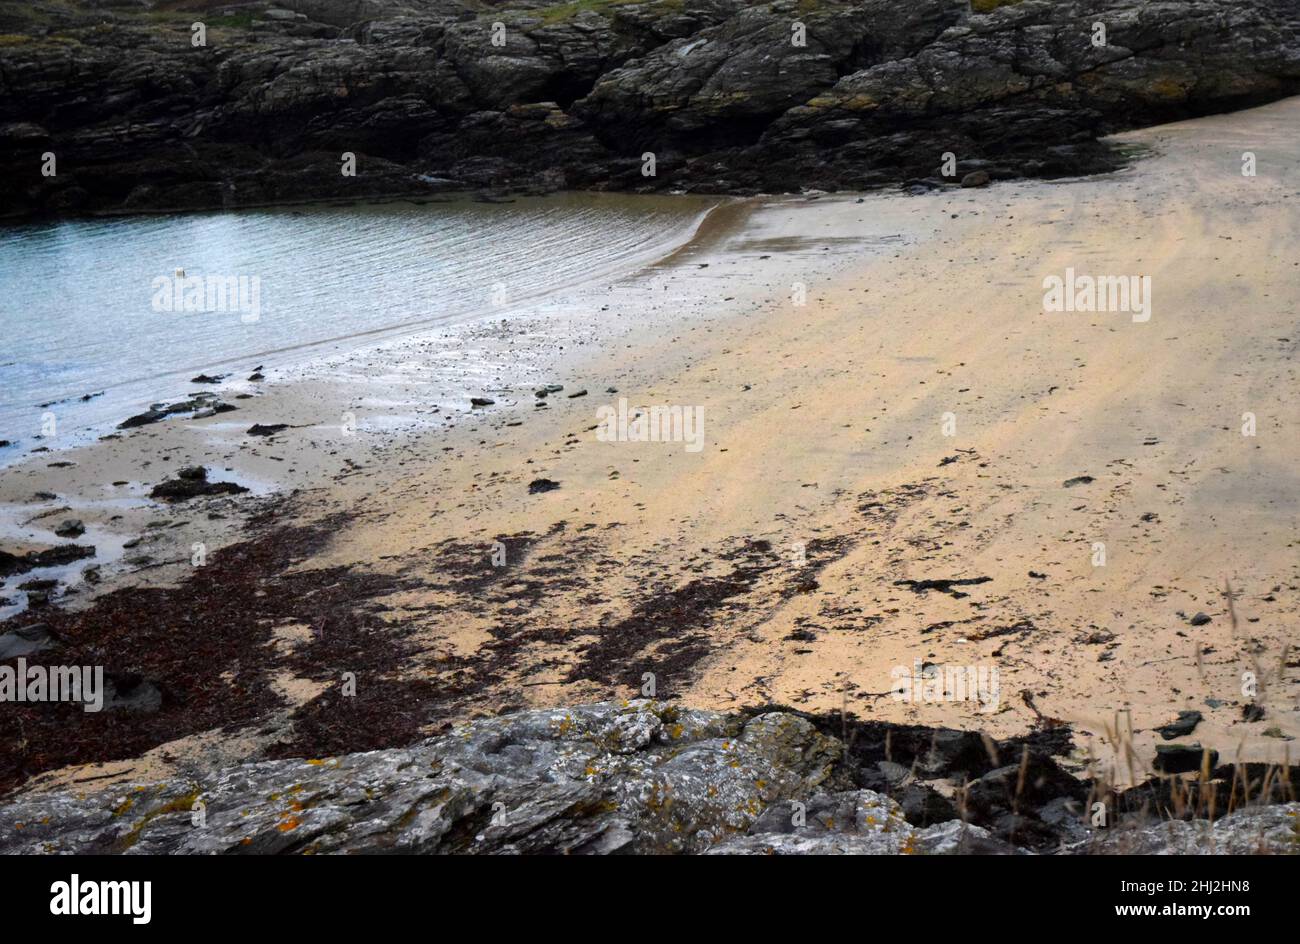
3,0 -> 1300,219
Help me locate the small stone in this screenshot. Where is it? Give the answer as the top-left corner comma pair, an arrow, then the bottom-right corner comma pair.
54,519 -> 85,538
1155,709 -> 1202,740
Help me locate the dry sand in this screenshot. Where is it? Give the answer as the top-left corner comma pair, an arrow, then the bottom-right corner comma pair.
4,97 -> 1298,790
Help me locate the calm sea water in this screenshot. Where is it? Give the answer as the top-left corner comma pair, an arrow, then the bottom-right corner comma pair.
0,193 -> 713,448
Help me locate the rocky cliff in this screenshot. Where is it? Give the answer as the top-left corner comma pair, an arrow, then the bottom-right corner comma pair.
1,701 -> 1296,854
3,0 -> 1299,219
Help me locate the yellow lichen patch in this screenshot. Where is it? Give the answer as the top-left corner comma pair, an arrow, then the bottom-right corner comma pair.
111,796 -> 135,818
118,791 -> 201,851
277,816 -> 301,832
842,94 -> 879,111
1149,78 -> 1188,100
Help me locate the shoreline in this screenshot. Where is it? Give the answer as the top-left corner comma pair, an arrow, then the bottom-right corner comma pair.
2,97 -> 1299,801
0,191 -> 729,471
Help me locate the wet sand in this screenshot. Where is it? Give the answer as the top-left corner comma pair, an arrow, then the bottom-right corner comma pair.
3,97 -> 1298,793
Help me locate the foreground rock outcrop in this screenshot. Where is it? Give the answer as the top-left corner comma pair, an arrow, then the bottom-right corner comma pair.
1,702 -> 1295,854
3,0 -> 1299,218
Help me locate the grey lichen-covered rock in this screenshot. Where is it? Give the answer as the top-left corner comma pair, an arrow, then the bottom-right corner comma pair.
912,819 -> 1030,855
0,701 -> 841,855
708,790 -> 1029,854
707,790 -> 918,854
1075,802 -> 1300,855
0,698 -> 1293,854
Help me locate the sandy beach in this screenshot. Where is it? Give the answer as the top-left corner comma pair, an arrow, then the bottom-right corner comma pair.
2,97 -> 1298,795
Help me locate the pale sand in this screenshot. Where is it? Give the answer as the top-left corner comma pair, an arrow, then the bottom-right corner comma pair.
5,97 -> 1298,790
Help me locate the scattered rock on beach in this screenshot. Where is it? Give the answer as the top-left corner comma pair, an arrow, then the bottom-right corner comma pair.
528,478 -> 561,494
149,466 -> 249,502
1189,611 -> 1212,626
246,424 -> 288,437
960,170 -> 991,188
1062,475 -> 1095,487
0,623 -> 56,660
470,397 -> 495,407
1153,743 -> 1218,773
0,544 -> 96,578
1155,710 -> 1203,740
117,408 -> 169,429
117,392 -> 235,430
191,373 -> 226,384
25,588 -> 52,607
54,519 -> 85,538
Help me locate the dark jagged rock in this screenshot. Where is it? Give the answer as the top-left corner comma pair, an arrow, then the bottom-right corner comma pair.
116,392 -> 235,430
0,544 -> 96,578
0,623 -> 58,660
3,0 -> 1299,220
1155,709 -> 1203,740
1153,742 -> 1219,773
149,466 -> 249,502
53,519 -> 85,538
